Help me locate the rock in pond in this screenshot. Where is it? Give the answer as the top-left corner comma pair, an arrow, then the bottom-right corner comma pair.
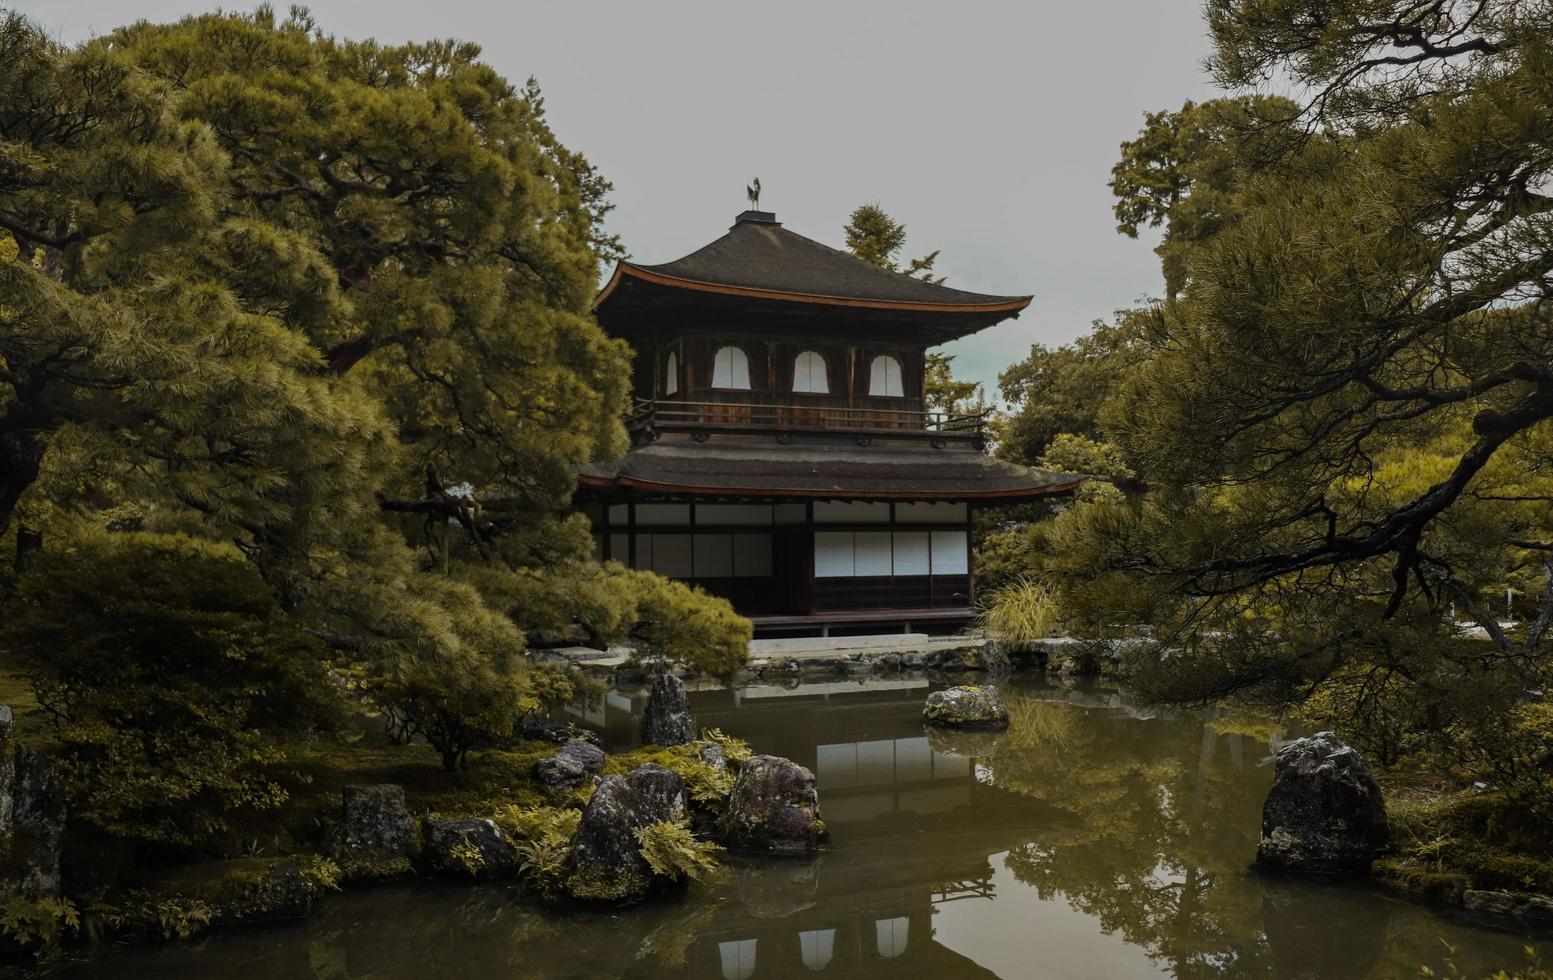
718,755 -> 827,856
1256,731 -> 1388,874
334,784 -> 417,880
423,818 -> 520,880
0,705 -> 65,898
641,673 -> 696,747
922,685 -> 1010,730
566,763 -> 689,901
535,738 -> 606,789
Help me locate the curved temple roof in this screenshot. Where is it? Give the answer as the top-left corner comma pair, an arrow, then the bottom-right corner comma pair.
596,212 -> 1032,316
578,441 -> 1083,501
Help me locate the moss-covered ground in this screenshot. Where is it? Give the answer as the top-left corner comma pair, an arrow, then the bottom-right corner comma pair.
1374,773 -> 1553,904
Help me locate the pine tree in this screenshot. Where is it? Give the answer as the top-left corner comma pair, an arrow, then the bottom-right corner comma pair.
0,9 -> 746,760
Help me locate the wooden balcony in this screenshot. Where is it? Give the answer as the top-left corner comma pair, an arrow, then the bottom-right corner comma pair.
628,397 -> 987,447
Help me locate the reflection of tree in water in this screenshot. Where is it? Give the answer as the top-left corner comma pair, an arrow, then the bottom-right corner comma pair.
926,687 -> 1532,980
987,696 -> 1279,978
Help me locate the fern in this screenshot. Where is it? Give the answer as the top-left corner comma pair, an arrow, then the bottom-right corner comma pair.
447,839 -> 487,876
0,896 -> 80,959
699,728 -> 753,765
633,819 -> 722,883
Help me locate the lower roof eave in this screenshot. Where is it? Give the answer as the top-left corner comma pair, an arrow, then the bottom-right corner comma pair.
574,473 -> 1086,502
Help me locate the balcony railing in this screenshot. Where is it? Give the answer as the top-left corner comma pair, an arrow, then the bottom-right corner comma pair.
628,398 -> 987,446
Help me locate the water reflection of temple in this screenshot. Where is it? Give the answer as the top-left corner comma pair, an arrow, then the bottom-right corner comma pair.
569,678 -> 1071,978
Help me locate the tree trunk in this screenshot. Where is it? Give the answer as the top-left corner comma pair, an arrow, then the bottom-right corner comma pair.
15,527 -> 42,574
0,427 -> 45,542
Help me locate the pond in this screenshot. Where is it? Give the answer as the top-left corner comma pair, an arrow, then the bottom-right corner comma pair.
41,674 -> 1544,979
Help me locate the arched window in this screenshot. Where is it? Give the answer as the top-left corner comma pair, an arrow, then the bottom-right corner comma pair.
711,346 -> 751,389
663,351 -> 679,396
791,350 -> 829,393
868,354 -> 904,397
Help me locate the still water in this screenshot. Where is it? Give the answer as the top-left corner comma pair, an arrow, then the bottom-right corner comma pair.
44,674 -> 1543,979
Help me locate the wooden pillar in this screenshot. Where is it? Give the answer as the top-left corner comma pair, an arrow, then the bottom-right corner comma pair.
966,501 -> 976,607
804,499 -> 816,614
627,501 -> 637,569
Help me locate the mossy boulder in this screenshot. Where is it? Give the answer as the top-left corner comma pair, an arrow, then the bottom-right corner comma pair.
422,818 -> 520,880
565,763 -> 687,901
535,738 -> 605,789
718,755 -> 826,856
922,686 -> 1010,730
333,784 -> 417,881
1256,732 -> 1388,874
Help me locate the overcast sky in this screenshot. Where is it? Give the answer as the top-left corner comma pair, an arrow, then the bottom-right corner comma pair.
15,0 -> 1219,399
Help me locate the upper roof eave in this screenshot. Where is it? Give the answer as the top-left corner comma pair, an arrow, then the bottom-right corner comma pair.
595,261 -> 1033,317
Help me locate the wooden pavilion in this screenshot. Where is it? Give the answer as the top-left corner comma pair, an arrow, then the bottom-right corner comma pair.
577,208 -> 1080,635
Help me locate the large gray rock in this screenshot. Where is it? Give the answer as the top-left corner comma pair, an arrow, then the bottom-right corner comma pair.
922,685 -> 1010,730
0,705 -> 65,898
1463,889 -> 1553,930
718,755 -> 827,856
535,738 -> 606,789
334,784 -> 416,880
923,641 -> 1012,674
641,673 -> 695,747
1256,732 -> 1388,874
566,763 -> 688,901
422,818 -> 520,880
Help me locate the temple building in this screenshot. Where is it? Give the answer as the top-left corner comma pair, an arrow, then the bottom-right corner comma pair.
578,208 -> 1079,635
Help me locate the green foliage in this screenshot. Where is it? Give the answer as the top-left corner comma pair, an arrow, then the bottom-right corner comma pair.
979,577 -> 1063,647
0,7 -> 636,786
1385,788 -> 1553,898
1012,0 -> 1553,827
296,856 -> 342,895
149,898 -> 214,941
632,819 -> 722,884
842,203 -> 942,283
501,559 -> 752,675
996,310 -> 1153,466
505,806 -> 580,893
0,896 -> 79,959
626,571 -> 751,676
1423,945 -> 1552,980
1109,96 -> 1299,299
446,839 -> 487,877
924,353 -> 984,417
0,532 -> 343,846
698,729 -> 752,766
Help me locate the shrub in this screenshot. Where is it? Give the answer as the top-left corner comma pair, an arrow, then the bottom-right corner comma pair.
633,819 -> 722,884
0,533 -> 344,847
364,573 -> 581,772
627,571 -> 751,676
499,805 -> 580,893
0,896 -> 79,960
980,576 -> 1062,647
